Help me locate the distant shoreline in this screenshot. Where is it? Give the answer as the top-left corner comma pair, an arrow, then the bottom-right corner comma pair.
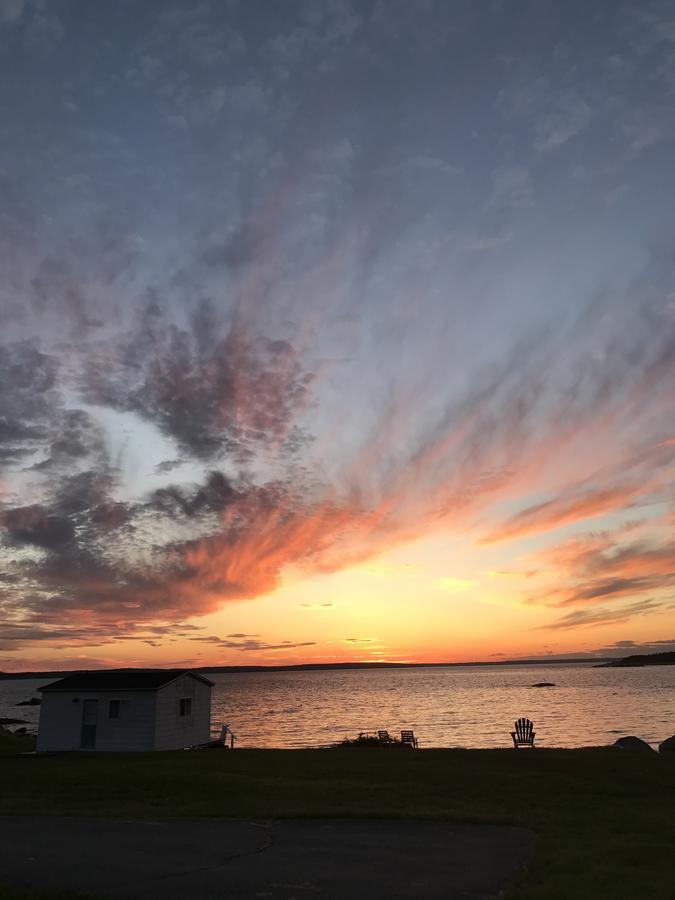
0,658 -> 613,680
597,651 -> 675,668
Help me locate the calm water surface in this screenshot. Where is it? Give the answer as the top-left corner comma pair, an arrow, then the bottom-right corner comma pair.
3,664 -> 674,749
0,678 -> 45,733
210,664 -> 675,749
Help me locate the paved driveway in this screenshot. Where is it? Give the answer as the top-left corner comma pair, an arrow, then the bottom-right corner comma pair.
0,816 -> 534,899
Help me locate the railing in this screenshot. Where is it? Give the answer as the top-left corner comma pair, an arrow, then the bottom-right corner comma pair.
210,722 -> 237,749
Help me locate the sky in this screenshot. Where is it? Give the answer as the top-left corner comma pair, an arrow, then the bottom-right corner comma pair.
1,0 -> 675,672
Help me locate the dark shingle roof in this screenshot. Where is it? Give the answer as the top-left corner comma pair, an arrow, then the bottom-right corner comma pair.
39,669 -> 215,692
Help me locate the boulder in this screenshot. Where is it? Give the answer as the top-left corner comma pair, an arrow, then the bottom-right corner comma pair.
16,697 -> 40,706
612,736 -> 655,753
658,735 -> 675,754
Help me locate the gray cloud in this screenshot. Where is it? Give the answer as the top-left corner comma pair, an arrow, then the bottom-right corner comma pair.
593,637 -> 675,655
0,0 -> 26,26
533,94 -> 593,152
562,577 -> 675,606
526,531 -> 675,614
2,505 -> 75,550
82,304 -> 314,461
189,635 -> 316,652
154,459 -> 184,474
0,342 -> 60,466
0,618 -> 207,650
31,410 -> 106,472
148,471 -> 236,519
539,599 -> 668,630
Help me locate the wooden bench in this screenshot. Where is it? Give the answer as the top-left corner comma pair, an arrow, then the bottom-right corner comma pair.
400,730 -> 418,749
511,718 -> 535,748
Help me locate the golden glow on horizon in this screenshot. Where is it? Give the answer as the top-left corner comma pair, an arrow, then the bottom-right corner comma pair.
6,517 -> 675,672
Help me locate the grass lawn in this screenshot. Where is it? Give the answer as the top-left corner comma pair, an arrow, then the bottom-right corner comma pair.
1,734 -> 674,899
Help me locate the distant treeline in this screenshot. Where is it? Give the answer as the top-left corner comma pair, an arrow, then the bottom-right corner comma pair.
601,651 -> 675,668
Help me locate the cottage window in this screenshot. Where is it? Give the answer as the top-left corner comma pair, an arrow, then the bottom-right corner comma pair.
179,698 -> 192,717
109,699 -> 121,718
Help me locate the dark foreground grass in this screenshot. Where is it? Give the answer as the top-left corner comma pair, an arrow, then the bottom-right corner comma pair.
1,744 -> 674,899
0,729 -> 34,757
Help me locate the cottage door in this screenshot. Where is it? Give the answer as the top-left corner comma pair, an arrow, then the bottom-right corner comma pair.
80,699 -> 98,748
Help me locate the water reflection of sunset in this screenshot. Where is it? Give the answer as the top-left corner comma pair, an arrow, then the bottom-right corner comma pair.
206,665 -> 675,749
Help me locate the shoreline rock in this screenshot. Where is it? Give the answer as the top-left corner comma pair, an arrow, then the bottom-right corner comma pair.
612,736 -> 654,753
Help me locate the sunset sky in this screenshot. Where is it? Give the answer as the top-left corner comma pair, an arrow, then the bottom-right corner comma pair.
1,0 -> 675,672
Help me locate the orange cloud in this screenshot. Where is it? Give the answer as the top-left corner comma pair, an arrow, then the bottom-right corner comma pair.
480,484 -> 644,544
537,599 -> 669,630
524,527 -> 675,613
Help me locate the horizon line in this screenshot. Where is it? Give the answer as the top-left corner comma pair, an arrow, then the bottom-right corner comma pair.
0,656 -> 619,679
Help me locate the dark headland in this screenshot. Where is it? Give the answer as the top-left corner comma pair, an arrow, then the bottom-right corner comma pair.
598,650 -> 675,667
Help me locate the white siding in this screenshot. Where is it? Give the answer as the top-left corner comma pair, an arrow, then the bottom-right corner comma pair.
37,691 -> 156,752
153,675 -> 211,750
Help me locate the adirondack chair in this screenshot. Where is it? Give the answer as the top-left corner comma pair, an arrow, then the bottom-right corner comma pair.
400,730 -> 418,749
377,730 -> 393,743
511,718 -> 535,748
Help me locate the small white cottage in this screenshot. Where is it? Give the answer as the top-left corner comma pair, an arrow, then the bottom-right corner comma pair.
37,669 -> 214,752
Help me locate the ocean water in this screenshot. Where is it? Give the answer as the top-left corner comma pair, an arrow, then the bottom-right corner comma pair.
3,664 -> 674,749
209,664 -> 675,749
0,677 -> 46,734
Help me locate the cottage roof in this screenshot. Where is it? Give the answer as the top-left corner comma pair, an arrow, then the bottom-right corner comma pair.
38,669 -> 215,692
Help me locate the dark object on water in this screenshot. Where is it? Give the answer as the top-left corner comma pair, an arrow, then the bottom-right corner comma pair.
0,717 -> 28,725
400,729 -> 419,749
658,735 -> 675,754
511,718 -> 535,748
612,736 -> 654,753
17,697 -> 41,706
531,682 -> 555,687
